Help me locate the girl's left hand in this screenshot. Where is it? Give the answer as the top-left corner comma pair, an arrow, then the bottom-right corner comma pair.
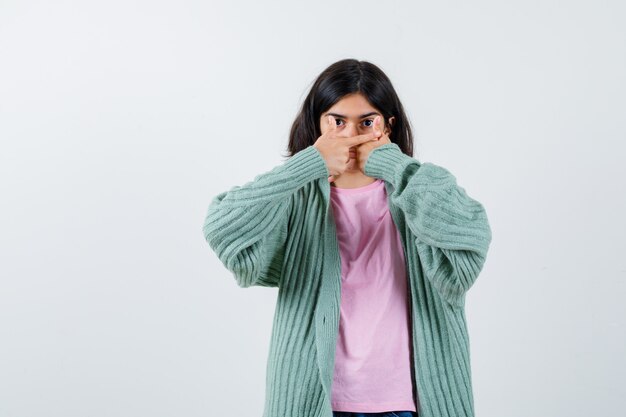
356,116 -> 392,173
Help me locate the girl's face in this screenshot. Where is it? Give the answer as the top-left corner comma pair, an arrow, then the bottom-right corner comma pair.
319,93 -> 394,173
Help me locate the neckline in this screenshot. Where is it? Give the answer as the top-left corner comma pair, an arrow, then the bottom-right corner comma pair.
330,179 -> 383,195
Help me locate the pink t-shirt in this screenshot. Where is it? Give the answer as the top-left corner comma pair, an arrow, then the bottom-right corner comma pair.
329,179 -> 418,413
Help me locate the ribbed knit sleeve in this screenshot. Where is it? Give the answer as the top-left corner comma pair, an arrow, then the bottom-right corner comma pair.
364,143 -> 492,308
202,145 -> 330,288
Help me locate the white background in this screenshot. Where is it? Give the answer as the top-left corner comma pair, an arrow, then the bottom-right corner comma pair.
1,1 -> 625,416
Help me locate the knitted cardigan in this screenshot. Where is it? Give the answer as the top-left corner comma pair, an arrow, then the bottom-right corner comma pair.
202,142 -> 493,417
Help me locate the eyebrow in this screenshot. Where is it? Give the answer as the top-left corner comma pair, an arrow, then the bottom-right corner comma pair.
323,111 -> 381,119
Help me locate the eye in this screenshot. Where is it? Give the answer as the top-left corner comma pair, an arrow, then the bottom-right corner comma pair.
333,119 -> 375,127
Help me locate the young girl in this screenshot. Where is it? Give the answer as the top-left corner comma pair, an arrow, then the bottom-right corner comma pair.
203,59 -> 492,417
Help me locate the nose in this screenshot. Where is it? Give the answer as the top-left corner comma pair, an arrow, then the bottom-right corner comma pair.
338,122 -> 358,138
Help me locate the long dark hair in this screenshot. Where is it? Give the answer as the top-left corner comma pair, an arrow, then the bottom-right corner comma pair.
284,58 -> 414,159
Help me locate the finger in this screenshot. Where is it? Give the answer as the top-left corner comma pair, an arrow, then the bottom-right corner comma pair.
373,116 -> 381,135
328,115 -> 337,133
328,175 -> 334,183
344,130 -> 381,146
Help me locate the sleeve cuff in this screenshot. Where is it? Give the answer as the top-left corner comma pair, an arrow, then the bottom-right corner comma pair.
363,142 -> 417,185
283,145 -> 330,185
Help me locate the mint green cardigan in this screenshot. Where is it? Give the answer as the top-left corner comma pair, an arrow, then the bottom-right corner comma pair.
202,143 -> 492,417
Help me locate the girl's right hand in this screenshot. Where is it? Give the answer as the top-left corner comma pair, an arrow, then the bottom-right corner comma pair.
313,116 -> 381,183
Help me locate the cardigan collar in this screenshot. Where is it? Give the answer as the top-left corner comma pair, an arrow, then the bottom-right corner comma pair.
313,177 -> 401,400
